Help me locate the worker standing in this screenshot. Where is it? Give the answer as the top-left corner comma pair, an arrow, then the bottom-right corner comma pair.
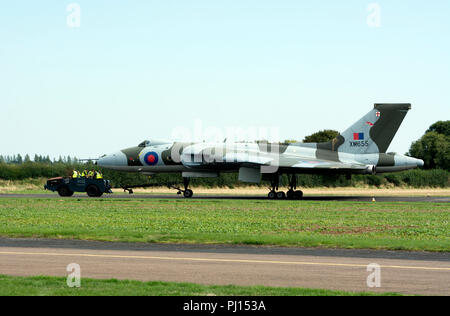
72,170 -> 79,179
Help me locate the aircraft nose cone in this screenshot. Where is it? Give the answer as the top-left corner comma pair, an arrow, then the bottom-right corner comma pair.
97,151 -> 127,167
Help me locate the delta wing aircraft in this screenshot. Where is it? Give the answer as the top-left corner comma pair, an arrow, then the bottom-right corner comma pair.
98,103 -> 424,199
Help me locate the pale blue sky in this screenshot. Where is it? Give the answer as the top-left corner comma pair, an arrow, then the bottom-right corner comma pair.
1,1 -> 449,159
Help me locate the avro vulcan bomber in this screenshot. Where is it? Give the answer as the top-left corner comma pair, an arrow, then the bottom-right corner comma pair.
98,104 -> 424,199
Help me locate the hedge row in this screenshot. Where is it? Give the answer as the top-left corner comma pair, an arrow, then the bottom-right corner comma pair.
0,163 -> 448,188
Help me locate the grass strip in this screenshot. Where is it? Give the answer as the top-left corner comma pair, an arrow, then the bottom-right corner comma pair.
0,275 -> 402,296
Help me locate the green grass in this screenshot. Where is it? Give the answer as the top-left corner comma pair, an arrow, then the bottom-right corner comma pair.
0,198 -> 448,251
0,275 -> 402,296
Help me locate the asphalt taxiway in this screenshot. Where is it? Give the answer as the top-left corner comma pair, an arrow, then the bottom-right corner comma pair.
0,194 -> 449,202
0,238 -> 448,295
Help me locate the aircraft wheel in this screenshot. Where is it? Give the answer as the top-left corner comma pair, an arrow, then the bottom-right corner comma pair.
286,190 -> 295,200
294,190 -> 304,200
276,191 -> 286,199
183,189 -> 193,198
268,191 -> 276,199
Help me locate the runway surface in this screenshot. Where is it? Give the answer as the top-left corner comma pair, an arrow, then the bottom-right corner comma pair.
0,193 -> 449,203
0,238 -> 448,295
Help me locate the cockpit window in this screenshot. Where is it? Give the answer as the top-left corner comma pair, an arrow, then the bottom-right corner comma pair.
138,140 -> 150,147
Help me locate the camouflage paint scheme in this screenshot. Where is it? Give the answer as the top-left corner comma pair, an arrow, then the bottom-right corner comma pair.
98,104 -> 424,183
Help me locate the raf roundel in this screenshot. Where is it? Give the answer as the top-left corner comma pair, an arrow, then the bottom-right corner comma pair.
144,152 -> 159,166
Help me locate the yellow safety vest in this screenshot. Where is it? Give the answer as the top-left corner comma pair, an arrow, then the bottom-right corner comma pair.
72,171 -> 78,178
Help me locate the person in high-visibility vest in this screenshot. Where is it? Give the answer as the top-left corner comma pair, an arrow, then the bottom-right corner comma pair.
88,170 -> 95,179
81,170 -> 88,178
95,171 -> 103,179
72,170 -> 79,179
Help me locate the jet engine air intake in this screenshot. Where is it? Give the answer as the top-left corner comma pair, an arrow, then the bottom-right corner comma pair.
365,165 -> 376,175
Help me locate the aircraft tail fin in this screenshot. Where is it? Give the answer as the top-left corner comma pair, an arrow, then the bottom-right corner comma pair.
319,103 -> 411,154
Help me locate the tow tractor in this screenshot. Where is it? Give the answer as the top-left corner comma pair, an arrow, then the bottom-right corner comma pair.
44,177 -> 113,197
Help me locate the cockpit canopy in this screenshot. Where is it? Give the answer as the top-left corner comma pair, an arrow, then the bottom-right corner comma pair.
138,139 -> 171,147
138,140 -> 151,147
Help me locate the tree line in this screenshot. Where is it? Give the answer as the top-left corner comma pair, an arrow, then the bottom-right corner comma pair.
0,155 -> 79,165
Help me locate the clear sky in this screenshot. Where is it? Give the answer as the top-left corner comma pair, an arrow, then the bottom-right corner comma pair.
1,1 -> 449,159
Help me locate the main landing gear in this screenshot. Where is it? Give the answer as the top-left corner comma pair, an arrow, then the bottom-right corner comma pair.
267,174 -> 303,200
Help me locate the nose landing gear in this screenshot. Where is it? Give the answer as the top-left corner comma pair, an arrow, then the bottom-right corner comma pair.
122,178 -> 194,198
176,178 -> 193,198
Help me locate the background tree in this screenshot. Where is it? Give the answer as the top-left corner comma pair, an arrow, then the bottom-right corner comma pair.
409,127 -> 450,170
303,130 -> 339,143
426,120 -> 450,136
283,140 -> 298,144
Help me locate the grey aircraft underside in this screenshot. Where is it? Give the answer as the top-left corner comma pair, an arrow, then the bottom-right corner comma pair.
98,103 -> 424,199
